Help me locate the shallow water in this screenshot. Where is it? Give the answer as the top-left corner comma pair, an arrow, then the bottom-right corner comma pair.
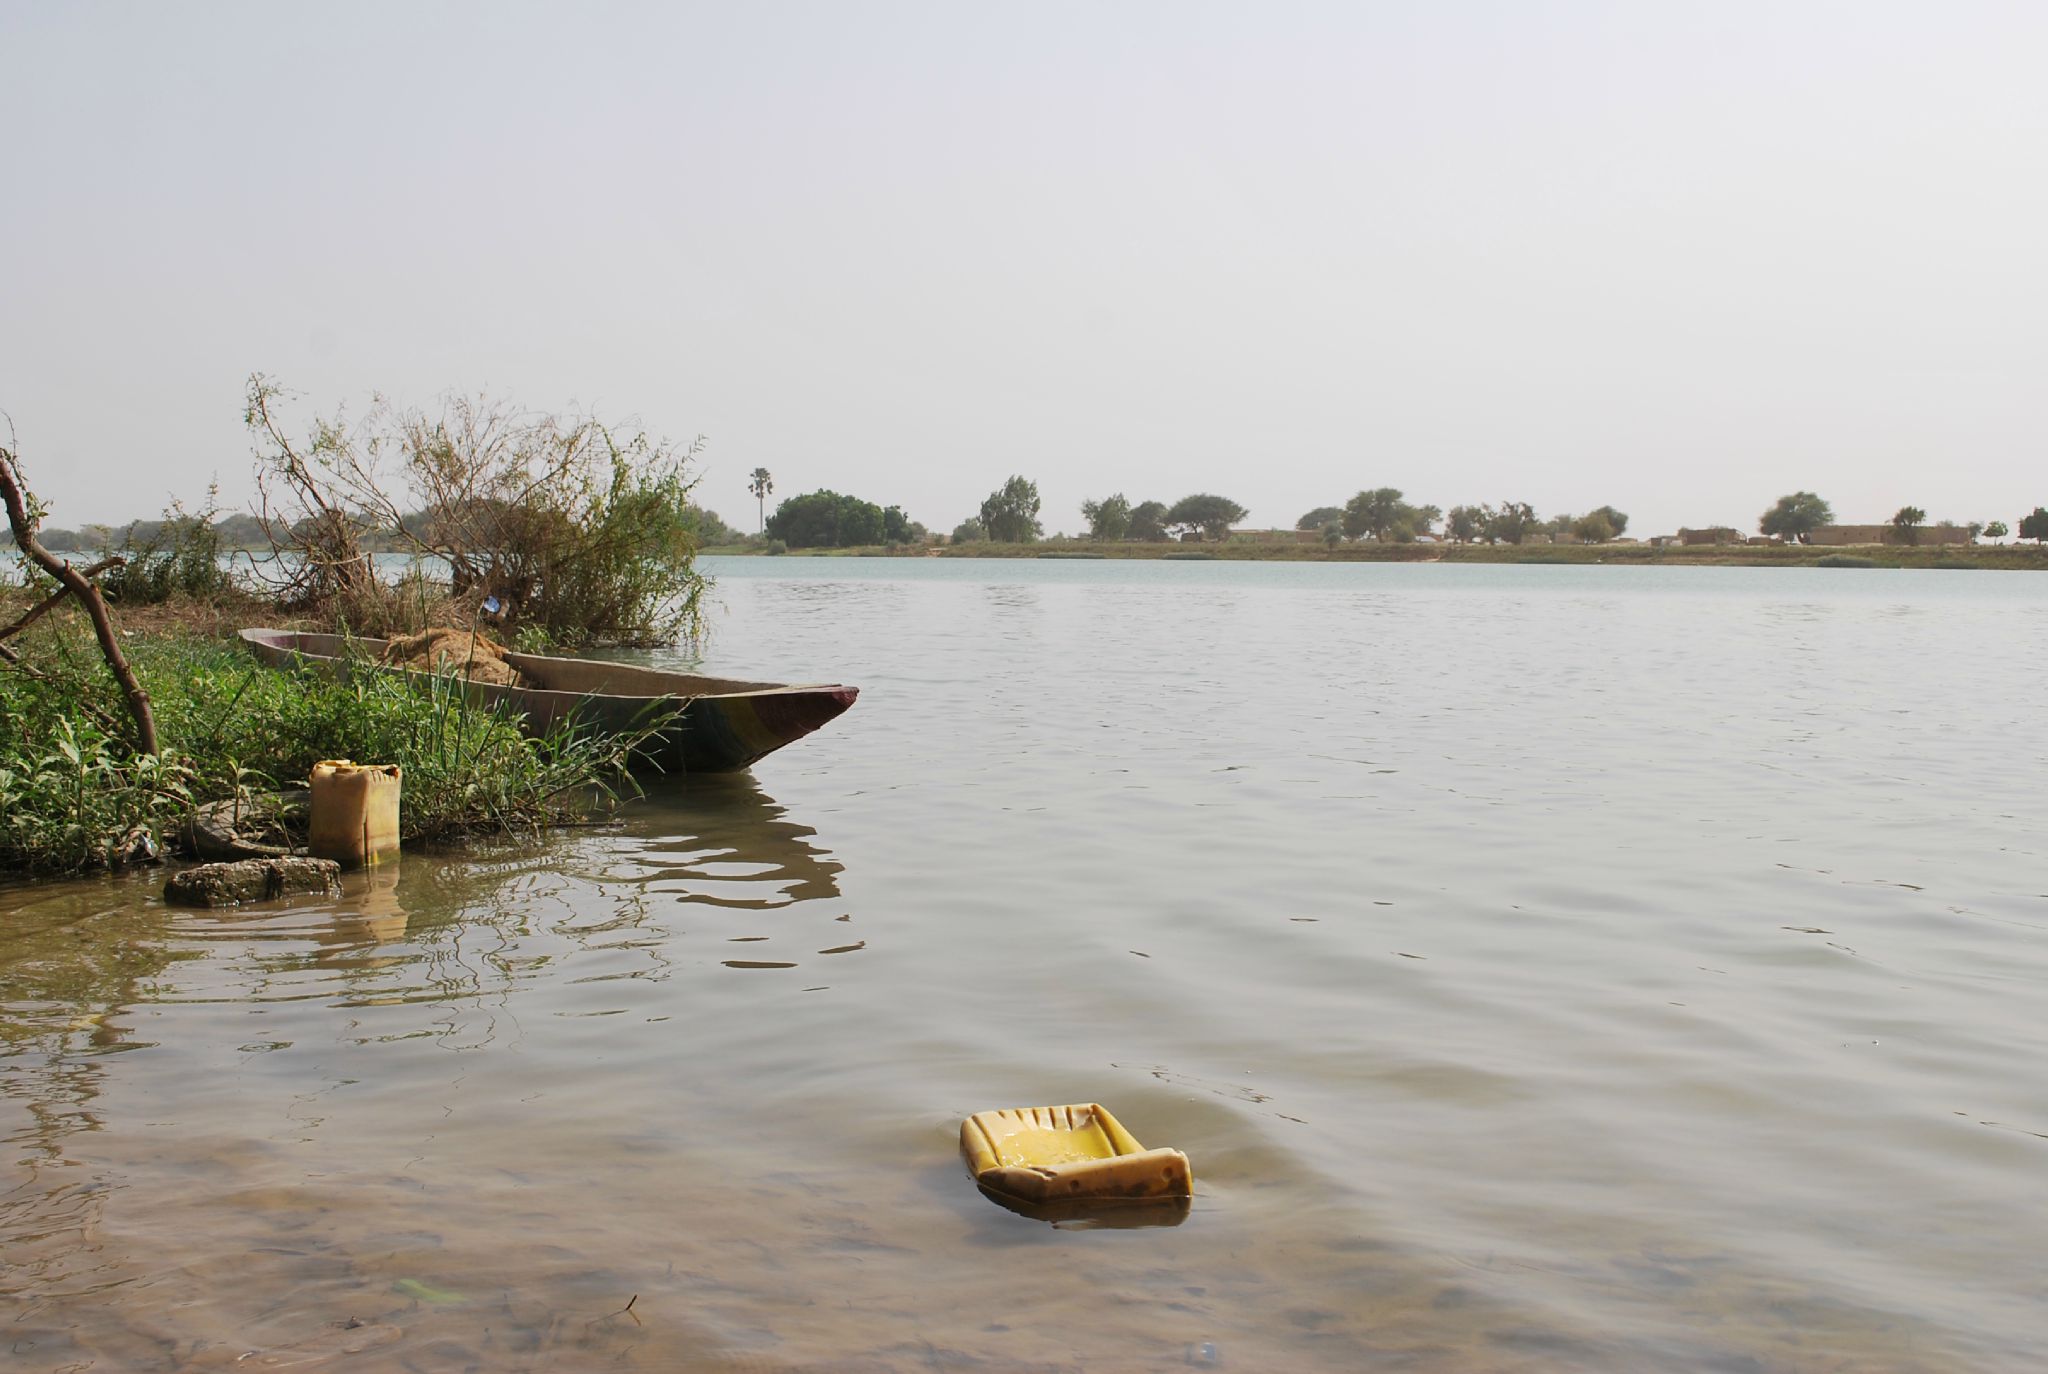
5,559 -> 2047,1371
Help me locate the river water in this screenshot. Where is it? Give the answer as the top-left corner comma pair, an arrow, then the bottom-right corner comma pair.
4,559 -> 2046,1372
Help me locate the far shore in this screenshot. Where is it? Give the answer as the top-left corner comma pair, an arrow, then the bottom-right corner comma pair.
700,540 -> 2048,570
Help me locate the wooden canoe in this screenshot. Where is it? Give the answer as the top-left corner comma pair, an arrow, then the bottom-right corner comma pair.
238,629 -> 858,774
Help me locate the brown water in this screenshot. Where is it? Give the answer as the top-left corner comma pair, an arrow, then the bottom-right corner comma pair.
5,560 -> 2047,1372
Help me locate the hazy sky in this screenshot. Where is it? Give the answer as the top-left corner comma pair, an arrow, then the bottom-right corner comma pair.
4,1 -> 2044,538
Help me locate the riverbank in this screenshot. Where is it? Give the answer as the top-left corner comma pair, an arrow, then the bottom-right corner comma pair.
702,539 -> 2048,569
0,613 -> 648,876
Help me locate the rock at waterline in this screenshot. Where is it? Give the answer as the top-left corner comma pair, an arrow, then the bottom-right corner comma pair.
163,857 -> 342,908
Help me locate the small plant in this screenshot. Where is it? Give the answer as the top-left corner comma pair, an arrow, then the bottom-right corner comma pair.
0,706 -> 194,872
98,489 -> 238,605
1815,554 -> 1879,568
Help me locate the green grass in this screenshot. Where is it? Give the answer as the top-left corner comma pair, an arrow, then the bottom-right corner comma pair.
0,628 -> 650,875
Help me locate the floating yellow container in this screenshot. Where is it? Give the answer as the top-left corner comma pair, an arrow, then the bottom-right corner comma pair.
308,760 -> 402,869
961,1104 -> 1191,1209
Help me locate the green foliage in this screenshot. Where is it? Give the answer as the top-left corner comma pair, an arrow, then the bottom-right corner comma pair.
1815,554 -> 1878,568
685,506 -> 745,547
979,476 -> 1042,543
520,451 -> 706,647
1983,519 -> 2009,540
1127,500 -> 1170,542
33,526 -> 98,552
0,627 -> 645,874
1444,505 -> 1485,543
1164,493 -> 1247,541
98,491 -> 239,605
755,491 -> 917,547
1296,505 -> 1344,532
1571,510 -> 1617,544
748,467 -> 774,534
1082,493 -> 1132,541
1482,501 -> 1538,545
1342,488 -> 1405,541
949,517 -> 986,543
246,377 -> 707,648
0,709 -> 194,873
764,489 -> 887,548
1341,489 -> 1436,542
1760,491 -> 1832,543
1321,521 -> 1343,547
1890,505 -> 1926,545
0,623 -> 196,871
146,638 -> 644,843
2017,508 -> 2048,543
1586,505 -> 1628,537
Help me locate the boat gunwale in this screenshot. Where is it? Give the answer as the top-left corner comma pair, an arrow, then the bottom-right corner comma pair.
236,628 -> 850,706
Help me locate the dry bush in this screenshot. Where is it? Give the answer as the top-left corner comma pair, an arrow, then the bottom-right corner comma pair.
245,376 -> 706,648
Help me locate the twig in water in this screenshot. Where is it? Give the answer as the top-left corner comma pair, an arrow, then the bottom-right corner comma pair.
586,1293 -> 641,1329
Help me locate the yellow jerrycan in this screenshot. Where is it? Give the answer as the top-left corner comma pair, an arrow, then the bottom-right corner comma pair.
307,760 -> 402,869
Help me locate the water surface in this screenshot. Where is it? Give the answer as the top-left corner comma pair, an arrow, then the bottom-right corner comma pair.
5,560 -> 2046,1371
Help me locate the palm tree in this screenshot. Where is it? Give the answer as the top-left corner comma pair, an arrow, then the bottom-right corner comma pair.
748,468 -> 774,534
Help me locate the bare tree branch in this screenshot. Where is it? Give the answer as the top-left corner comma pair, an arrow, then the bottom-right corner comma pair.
0,441 -> 158,755
0,556 -> 122,645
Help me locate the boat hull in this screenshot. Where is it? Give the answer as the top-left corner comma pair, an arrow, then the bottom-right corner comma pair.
238,630 -> 857,774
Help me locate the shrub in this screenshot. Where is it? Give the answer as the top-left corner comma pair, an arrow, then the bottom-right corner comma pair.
1815,554 -> 1878,568
766,490 -> 887,548
245,376 -> 708,648
96,492 -> 240,605
0,709 -> 194,873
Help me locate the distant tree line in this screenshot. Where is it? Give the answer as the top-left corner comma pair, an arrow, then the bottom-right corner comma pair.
1286,491 -> 1626,545
38,503 -> 749,554
1051,491 -> 1246,542
42,471 -> 2048,557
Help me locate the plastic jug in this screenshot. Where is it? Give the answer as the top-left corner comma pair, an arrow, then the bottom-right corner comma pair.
308,759 -> 402,869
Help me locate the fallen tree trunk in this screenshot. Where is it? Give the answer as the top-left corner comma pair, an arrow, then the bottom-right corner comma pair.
0,444 -> 159,755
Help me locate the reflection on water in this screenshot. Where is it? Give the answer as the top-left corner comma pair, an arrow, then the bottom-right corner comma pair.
5,562 -> 2048,1371
610,772 -> 845,910
1,775 -> 870,1372
975,1185 -> 1193,1231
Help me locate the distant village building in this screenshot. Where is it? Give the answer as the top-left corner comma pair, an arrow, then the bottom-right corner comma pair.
1808,524 -> 1973,546
1678,527 -> 1741,545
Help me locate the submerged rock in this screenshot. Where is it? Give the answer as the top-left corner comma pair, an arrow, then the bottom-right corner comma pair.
179,790 -> 308,861
163,857 -> 342,908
